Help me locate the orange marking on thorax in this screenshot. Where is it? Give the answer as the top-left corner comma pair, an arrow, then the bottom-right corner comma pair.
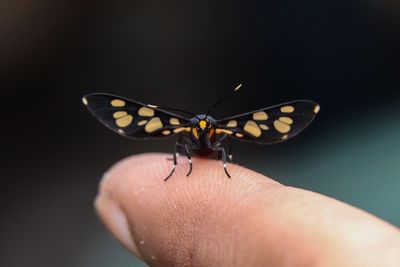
209,127 -> 215,139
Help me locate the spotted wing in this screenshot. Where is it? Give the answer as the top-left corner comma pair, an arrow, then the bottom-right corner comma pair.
215,100 -> 320,144
83,93 -> 192,139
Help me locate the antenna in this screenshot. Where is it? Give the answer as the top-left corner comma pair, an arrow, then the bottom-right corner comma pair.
205,84 -> 242,120
149,104 -> 201,121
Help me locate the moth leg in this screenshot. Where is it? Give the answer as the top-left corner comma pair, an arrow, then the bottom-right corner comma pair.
211,146 -> 231,178
179,136 -> 194,176
167,135 -> 183,161
217,150 -> 222,159
206,136 -> 231,178
227,138 -> 233,161
216,134 -> 228,143
164,141 -> 192,181
180,143 -> 192,177
164,144 -> 178,181
211,134 -> 232,162
164,141 -> 182,181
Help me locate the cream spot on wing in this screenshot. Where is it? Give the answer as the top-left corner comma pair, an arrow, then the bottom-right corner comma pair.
244,120 -> 261,137
138,107 -> 155,117
226,120 -> 237,127
314,105 -> 320,113
274,120 -> 291,133
281,105 -> 295,113
173,127 -> 191,133
259,124 -> 269,130
162,130 -> 171,135
279,117 -> 293,125
113,111 -> 128,119
145,117 -> 163,133
282,134 -> 288,140
82,97 -> 88,105
118,129 -> 125,134
170,118 -> 180,125
253,111 -> 268,120
116,115 -> 133,127
148,104 -> 158,108
137,120 -> 147,126
235,133 -> 244,138
111,99 -> 125,107
216,129 -> 233,135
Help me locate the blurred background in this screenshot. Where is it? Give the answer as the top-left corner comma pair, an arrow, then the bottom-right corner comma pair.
1,0 -> 399,266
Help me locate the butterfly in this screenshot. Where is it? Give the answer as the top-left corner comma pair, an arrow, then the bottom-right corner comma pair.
83,84 -> 320,181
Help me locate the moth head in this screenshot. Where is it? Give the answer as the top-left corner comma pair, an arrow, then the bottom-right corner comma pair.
198,119 -> 212,131
192,119 -> 213,139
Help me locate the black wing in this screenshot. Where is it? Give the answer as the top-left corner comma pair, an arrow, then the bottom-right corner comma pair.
215,100 -> 319,144
83,93 -> 192,139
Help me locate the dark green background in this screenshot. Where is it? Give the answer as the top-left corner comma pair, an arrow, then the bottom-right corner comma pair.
1,1 -> 399,266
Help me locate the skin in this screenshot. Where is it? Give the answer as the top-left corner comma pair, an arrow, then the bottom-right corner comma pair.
95,153 -> 400,267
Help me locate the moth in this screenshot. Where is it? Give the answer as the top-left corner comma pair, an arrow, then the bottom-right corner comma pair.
83,84 -> 320,181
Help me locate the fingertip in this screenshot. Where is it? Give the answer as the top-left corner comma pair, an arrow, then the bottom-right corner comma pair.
95,153 -> 400,266
94,193 -> 144,260
96,153 -> 282,264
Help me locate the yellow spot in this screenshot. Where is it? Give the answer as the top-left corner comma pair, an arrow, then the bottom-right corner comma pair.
234,84 -> 242,91
259,124 -> 269,130
279,117 -> 293,125
113,111 -> 128,119
314,105 -> 320,113
216,129 -> 233,135
281,105 -> 295,113
144,117 -> 163,133
111,99 -> 125,107
282,134 -> 288,140
226,120 -> 237,127
145,117 -> 163,133
199,120 -> 207,129
253,111 -> 268,121
148,104 -> 158,108
118,129 -> 125,134
173,127 -> 191,133
137,120 -> 147,126
274,120 -> 291,133
235,133 -> 244,138
82,97 -> 88,105
244,120 -> 261,137
162,130 -> 171,135
170,118 -> 180,125
192,128 -> 199,139
138,107 -> 155,117
116,115 -> 133,127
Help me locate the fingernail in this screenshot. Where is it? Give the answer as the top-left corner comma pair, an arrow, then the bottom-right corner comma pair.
94,193 -> 144,260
